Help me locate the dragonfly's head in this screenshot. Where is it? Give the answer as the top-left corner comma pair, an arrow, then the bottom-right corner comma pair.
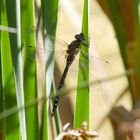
75,33 -> 85,43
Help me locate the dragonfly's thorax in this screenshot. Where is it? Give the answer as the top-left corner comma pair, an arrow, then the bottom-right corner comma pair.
67,40 -> 81,55
65,39 -> 82,66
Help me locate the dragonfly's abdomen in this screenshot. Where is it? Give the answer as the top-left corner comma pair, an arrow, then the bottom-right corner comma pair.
51,96 -> 59,116
51,63 -> 70,116
58,64 -> 70,89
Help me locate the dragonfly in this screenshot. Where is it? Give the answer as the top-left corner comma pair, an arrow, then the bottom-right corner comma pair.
26,28 -> 109,116
51,33 -> 88,116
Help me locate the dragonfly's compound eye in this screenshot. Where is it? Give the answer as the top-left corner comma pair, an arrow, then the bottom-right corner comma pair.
80,33 -> 85,42
75,33 -> 85,42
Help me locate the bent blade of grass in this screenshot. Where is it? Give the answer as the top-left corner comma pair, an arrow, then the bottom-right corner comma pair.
15,0 -> 27,139
74,0 -> 90,128
41,0 -> 59,139
0,25 -> 17,33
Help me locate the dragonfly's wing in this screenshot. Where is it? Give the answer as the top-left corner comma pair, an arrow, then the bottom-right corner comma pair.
44,34 -> 68,47
78,46 -> 111,95
26,46 -> 67,68
80,49 -> 110,73
25,32 -> 69,63
25,26 -> 69,53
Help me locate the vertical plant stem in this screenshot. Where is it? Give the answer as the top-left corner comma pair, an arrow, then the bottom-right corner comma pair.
15,0 -> 27,139
74,0 -> 90,128
21,0 -> 39,139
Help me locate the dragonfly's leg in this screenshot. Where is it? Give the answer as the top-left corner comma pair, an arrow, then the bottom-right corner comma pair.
82,42 -> 89,47
81,50 -> 89,61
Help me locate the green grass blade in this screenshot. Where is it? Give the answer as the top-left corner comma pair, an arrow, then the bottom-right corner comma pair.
41,0 -> 59,139
6,0 -> 28,139
0,50 -> 5,140
74,0 -> 89,128
20,0 -> 39,139
0,0 -> 21,139
0,2 -> 5,140
41,0 -> 59,35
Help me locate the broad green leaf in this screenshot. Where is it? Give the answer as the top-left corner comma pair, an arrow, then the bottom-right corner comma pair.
6,0 -> 27,139
0,0 -> 21,139
21,0 -> 39,140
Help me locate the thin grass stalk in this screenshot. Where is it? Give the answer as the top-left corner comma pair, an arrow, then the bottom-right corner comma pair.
0,1 -> 4,139
0,25 -> 17,33
15,0 -> 27,139
0,54 -> 4,140
74,0 -> 90,128
0,3 -> 5,140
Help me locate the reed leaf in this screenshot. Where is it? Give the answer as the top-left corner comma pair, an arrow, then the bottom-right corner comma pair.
20,0 -> 39,139
74,0 -> 89,128
0,0 -> 21,139
41,0 -> 59,139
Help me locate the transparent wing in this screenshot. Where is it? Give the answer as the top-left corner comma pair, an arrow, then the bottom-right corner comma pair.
78,45 -> 111,96
80,48 -> 110,73
25,26 -> 69,53
25,32 -> 69,63
43,33 -> 69,52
